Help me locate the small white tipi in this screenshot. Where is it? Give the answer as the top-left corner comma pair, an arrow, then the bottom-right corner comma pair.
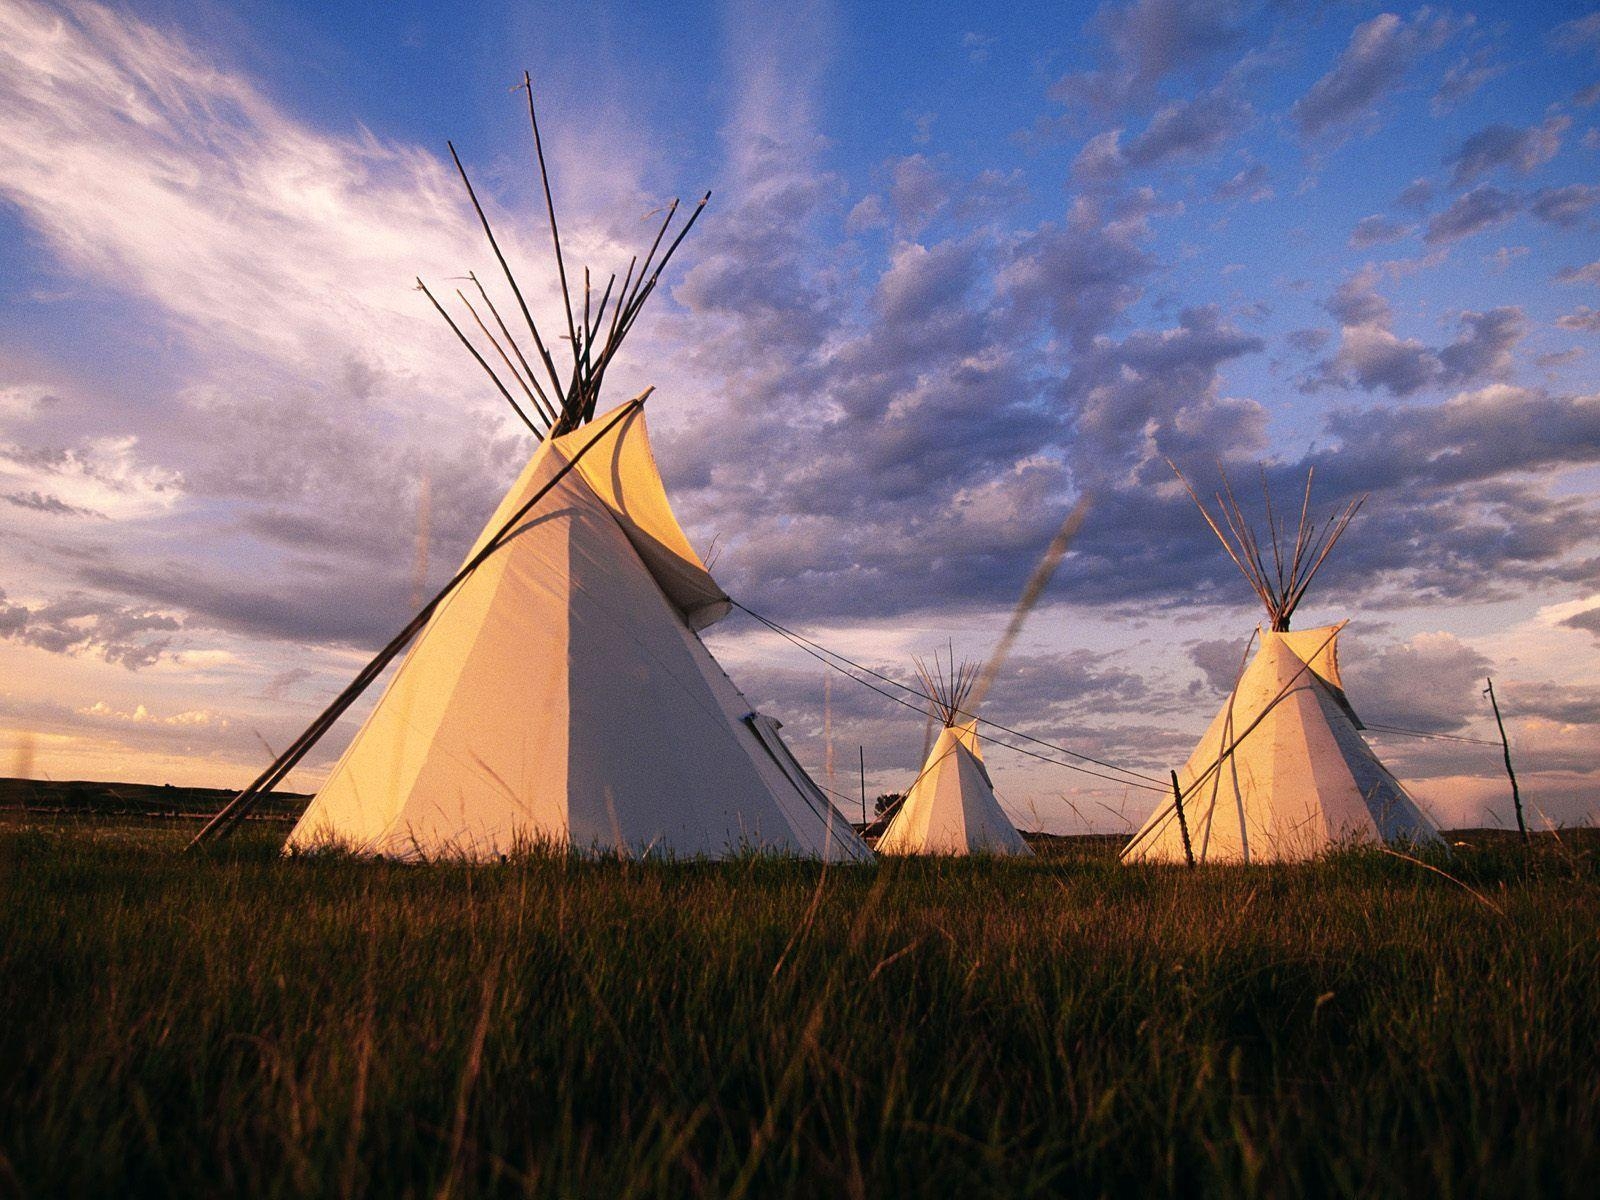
877,659 -> 1032,856
1121,467 -> 1441,865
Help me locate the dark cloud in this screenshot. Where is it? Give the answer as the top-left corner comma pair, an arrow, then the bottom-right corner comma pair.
1550,13 -> 1600,59
1561,606 -> 1600,639
239,509 -> 399,560
874,238 -> 985,325
1431,48 -> 1504,114
1286,327 -> 1331,355
844,194 -> 887,235
1137,90 -> 1251,162
1437,308 -> 1527,384
1001,194 -> 1161,349
73,558 -> 415,650
664,152 -> 1084,622
1314,387 -> 1600,494
1556,307 -> 1600,333
989,648 -> 1152,718
1050,0 -> 1254,110
881,155 -> 1029,233
1499,679 -> 1600,730
1446,116 -> 1569,187
1325,269 -> 1391,326
1213,161 -> 1271,203
996,374 -> 1600,627
672,145 -> 840,358
1556,261 -> 1600,285
1348,214 -> 1412,248
1322,324 -> 1437,396
1423,185 -> 1521,244
0,587 -> 179,669
1313,273 -> 1526,397
1530,184 -> 1600,229
887,154 -> 947,233
1188,637 -> 1247,693
1074,88 -> 1254,181
262,666 -> 314,701
1312,272 -> 1530,398
963,169 -> 1030,220
1058,304 -> 1266,487
1345,634 -> 1490,732
1396,177 -> 1435,211
1291,11 -> 1456,138
3,490 -> 102,517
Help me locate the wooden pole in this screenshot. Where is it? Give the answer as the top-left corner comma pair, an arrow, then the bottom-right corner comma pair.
416,278 -> 541,438
1484,677 -> 1528,844
447,141 -> 568,406
1171,770 -> 1195,869
859,745 -> 866,827
520,72 -> 581,377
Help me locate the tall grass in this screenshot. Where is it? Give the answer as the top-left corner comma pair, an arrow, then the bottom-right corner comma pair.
1,823 -> 1597,1197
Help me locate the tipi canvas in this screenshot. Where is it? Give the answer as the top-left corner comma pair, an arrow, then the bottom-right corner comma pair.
877,661 -> 1032,856
288,403 -> 872,862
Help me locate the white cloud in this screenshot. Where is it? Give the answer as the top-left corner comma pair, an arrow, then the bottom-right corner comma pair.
78,699 -> 230,728
0,435 -> 181,518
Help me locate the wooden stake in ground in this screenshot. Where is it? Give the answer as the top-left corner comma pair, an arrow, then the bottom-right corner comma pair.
1170,770 -> 1195,869
1484,676 -> 1528,843
859,746 -> 867,827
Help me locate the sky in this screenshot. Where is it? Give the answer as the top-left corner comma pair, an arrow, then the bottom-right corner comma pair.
1,0 -> 1598,835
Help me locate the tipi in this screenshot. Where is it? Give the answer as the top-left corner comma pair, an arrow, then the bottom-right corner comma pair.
1121,468 -> 1440,865
192,79 -> 870,863
877,658 -> 1032,856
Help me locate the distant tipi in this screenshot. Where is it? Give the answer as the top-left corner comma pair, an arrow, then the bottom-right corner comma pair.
1121,467 -> 1440,865
877,657 -> 1032,856
192,78 -> 870,863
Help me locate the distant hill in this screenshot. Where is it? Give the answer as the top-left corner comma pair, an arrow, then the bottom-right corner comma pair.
0,777 -> 309,823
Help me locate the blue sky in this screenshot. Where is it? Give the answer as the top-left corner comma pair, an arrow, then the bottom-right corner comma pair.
1,0 -> 1598,832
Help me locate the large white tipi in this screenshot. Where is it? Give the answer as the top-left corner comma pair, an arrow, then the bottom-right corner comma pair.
286,401 -> 869,861
1121,468 -> 1440,865
877,659 -> 1032,856
193,81 -> 870,862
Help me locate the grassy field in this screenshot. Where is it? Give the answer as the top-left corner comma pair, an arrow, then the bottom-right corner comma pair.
2,820 -> 1598,1198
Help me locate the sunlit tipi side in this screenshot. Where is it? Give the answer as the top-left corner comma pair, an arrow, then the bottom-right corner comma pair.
1121,467 -> 1440,865
877,658 -> 1032,856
